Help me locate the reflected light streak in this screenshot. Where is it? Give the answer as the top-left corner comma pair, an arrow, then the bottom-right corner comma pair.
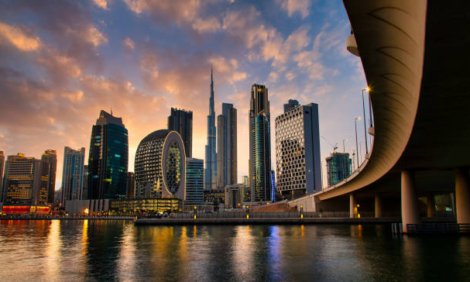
81,220 -> 88,256
117,224 -> 137,280
232,226 -> 255,279
46,221 -> 62,279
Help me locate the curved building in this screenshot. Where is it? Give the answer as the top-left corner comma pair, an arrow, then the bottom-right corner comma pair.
135,130 -> 186,200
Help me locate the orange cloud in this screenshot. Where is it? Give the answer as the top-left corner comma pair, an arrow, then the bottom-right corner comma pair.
0,22 -> 41,51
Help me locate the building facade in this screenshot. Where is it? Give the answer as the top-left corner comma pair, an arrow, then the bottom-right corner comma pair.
205,68 -> 217,190
37,150 -> 57,205
249,84 -> 273,202
284,99 -> 300,113
186,158 -> 204,205
0,151 -> 4,202
61,147 -> 85,204
88,110 -> 128,199
126,172 -> 135,198
168,108 -> 193,157
275,102 -> 322,199
326,152 -> 352,186
217,103 -> 237,189
2,153 -> 41,205
134,130 -> 186,200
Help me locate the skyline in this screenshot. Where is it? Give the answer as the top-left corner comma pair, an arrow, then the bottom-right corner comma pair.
0,0 -> 367,190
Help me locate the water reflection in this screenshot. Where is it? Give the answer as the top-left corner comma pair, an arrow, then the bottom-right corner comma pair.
0,221 -> 469,281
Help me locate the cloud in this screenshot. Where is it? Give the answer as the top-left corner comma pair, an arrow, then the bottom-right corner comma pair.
123,0 -> 202,24
123,37 -> 135,50
277,0 -> 311,18
93,0 -> 108,10
192,17 -> 221,33
0,21 -> 41,51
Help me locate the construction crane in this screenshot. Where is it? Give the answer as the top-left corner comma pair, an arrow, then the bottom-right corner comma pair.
321,136 -> 338,153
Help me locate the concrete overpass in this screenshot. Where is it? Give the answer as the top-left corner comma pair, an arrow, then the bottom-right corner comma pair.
290,0 -> 470,232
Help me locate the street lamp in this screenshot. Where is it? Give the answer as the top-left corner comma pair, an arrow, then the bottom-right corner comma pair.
354,116 -> 361,168
361,88 -> 369,156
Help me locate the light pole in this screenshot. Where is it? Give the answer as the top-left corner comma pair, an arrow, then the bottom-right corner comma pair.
361,88 -> 369,156
354,116 -> 360,169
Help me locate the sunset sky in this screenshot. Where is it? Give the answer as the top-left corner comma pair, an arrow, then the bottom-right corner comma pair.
0,0 -> 367,189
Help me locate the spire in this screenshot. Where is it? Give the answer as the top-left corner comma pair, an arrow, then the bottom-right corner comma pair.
210,65 -> 214,115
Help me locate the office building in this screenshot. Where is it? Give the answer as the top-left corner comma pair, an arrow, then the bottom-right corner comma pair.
205,67 -> 217,190
217,103 -> 237,189
134,130 -> 186,200
126,172 -> 135,198
275,101 -> 322,199
284,99 -> 300,113
326,152 -> 352,186
61,147 -> 85,204
168,108 -> 193,157
88,110 -> 128,199
37,150 -> 57,205
2,153 -> 41,205
249,84 -> 273,202
82,165 -> 89,200
186,158 -> 204,205
0,151 -> 4,202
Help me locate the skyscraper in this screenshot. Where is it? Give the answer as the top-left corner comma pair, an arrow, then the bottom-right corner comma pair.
61,147 -> 85,203
186,158 -> 204,205
217,103 -> 237,189
38,150 -> 57,205
205,67 -> 217,191
284,99 -> 300,113
2,153 -> 41,205
168,108 -> 193,157
326,152 -> 352,186
134,130 -> 186,200
0,151 -> 4,202
275,101 -> 322,199
88,110 -> 128,199
126,172 -> 135,198
249,84 -> 273,202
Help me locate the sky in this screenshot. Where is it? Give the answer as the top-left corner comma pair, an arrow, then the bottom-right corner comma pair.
0,0 -> 368,190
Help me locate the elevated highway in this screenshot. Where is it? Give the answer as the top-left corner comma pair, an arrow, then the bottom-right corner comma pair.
290,0 -> 470,232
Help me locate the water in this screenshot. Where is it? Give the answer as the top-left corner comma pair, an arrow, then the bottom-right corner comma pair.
0,220 -> 469,281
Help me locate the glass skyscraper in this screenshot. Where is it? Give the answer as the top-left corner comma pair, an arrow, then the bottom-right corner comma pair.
249,84 -> 273,202
326,152 -> 352,186
186,158 -> 204,205
88,110 -> 128,199
61,147 -> 85,203
217,103 -> 237,189
168,108 -> 193,157
205,67 -> 217,191
2,153 -> 41,205
275,102 -> 322,199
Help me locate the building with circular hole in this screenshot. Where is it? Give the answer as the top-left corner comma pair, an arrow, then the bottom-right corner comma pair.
134,130 -> 186,200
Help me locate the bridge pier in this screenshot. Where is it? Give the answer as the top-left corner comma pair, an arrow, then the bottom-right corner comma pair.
455,168 -> 470,224
349,194 -> 357,218
426,194 -> 435,218
401,171 -> 420,233
374,193 -> 382,218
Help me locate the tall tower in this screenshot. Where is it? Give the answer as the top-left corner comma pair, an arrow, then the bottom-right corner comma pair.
88,110 -> 128,199
0,151 -> 4,202
61,147 -> 85,204
38,149 -> 57,205
217,103 -> 237,189
249,84 -> 273,202
168,108 -> 193,157
205,67 -> 217,190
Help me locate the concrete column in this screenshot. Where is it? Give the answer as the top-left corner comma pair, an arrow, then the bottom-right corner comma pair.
349,194 -> 356,218
455,168 -> 470,224
426,194 -> 435,218
374,193 -> 382,218
401,170 -> 420,233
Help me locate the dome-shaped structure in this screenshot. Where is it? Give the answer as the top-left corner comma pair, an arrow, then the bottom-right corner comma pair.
135,130 -> 186,200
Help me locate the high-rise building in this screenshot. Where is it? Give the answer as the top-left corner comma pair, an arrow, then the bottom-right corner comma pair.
0,151 -> 4,202
126,172 -> 135,198
275,101 -> 322,199
249,84 -> 273,202
205,67 -> 217,191
186,158 -> 204,205
284,99 -> 300,113
61,147 -> 85,204
326,152 -> 352,186
2,153 -> 41,205
38,150 -> 57,205
82,165 -> 89,200
168,108 -> 193,157
217,103 -> 237,189
134,130 -> 186,200
88,110 -> 128,199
